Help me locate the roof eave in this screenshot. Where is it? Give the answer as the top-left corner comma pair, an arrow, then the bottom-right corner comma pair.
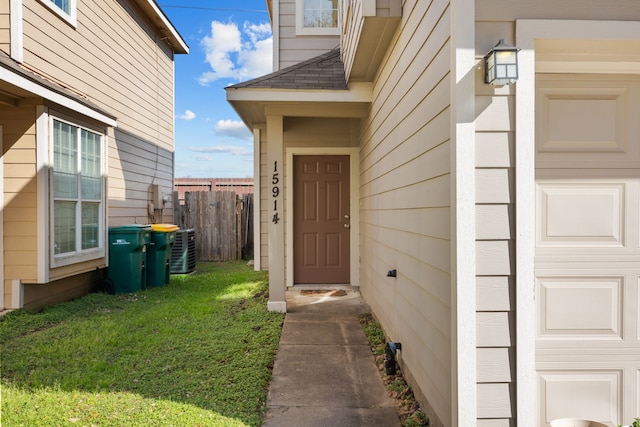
134,0 -> 189,54
226,84 -> 373,128
0,54 -> 117,127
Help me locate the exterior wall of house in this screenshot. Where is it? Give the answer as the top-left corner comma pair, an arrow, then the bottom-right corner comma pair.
357,0 -> 452,425
340,0 -> 400,83
2,105 -> 39,305
20,0 -> 176,228
277,0 -> 340,69
0,0 -> 180,309
474,3 -> 640,425
340,0 -> 364,76
0,2 -> 9,53
1,103 -> 111,308
474,52 -> 516,424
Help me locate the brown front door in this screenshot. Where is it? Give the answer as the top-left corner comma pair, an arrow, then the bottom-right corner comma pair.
294,155 -> 350,284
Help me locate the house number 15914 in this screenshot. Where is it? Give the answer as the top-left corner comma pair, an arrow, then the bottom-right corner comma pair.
272,161 -> 280,224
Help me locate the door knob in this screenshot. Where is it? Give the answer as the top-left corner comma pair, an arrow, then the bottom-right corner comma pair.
344,223 -> 351,229
344,214 -> 350,219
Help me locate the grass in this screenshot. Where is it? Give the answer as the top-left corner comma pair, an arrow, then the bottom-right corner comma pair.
0,261 -> 284,427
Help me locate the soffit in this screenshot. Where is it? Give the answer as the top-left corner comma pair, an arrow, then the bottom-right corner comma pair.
227,81 -> 372,128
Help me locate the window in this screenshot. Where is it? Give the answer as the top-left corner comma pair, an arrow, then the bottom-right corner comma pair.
297,0 -> 339,35
303,0 -> 338,28
52,118 -> 104,264
50,0 -> 71,14
39,0 -> 77,27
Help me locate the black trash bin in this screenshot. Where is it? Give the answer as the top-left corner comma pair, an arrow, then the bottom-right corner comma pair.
146,224 -> 179,288
106,225 -> 151,294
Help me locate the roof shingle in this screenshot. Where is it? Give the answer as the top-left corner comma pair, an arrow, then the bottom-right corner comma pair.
228,47 -> 348,90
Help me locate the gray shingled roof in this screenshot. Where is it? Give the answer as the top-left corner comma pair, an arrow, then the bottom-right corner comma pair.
228,47 -> 347,90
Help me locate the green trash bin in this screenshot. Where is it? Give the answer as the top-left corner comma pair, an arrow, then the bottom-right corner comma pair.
107,225 -> 151,294
146,224 -> 179,288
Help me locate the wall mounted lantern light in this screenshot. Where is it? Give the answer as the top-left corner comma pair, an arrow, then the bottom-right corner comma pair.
484,39 -> 520,85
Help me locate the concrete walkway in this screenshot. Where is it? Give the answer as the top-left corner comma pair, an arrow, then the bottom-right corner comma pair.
262,287 -> 401,427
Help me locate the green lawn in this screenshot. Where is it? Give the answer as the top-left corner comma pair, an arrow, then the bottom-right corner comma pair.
0,262 -> 284,427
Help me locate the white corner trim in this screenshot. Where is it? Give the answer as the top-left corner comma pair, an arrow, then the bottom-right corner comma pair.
285,147 -> 360,289
35,106 -> 50,284
10,279 -> 23,309
10,0 -> 23,62
515,19 -> 640,427
451,0 -> 476,424
514,32 -> 536,427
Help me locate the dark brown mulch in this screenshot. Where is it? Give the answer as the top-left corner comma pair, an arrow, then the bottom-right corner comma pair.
359,313 -> 430,427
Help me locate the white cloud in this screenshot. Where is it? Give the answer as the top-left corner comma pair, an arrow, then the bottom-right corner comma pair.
214,120 -> 252,139
177,110 -> 196,120
198,20 -> 273,85
189,145 -> 252,157
192,154 -> 214,162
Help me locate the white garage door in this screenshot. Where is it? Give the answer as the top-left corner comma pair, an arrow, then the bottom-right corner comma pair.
536,74 -> 640,426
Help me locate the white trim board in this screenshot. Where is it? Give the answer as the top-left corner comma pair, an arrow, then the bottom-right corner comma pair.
0,67 -> 117,127
451,0 -> 476,424
10,0 -> 23,62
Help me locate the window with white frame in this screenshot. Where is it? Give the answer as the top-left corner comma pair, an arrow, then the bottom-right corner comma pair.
297,0 -> 339,35
52,118 -> 104,264
40,0 -> 77,27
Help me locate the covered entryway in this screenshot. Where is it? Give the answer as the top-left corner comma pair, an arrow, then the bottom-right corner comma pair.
535,74 -> 640,424
293,155 -> 350,284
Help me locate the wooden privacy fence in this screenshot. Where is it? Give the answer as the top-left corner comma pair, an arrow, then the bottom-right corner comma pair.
173,191 -> 253,262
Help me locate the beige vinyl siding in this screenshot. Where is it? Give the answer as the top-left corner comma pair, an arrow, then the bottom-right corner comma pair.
358,0 -> 452,425
340,0 -> 364,80
108,129 -> 174,225
22,0 -> 175,147
283,117 -> 358,147
0,1 -> 9,53
277,0 -> 340,69
474,41 -> 516,421
2,106 -> 109,288
2,106 -> 38,290
20,0 -> 176,227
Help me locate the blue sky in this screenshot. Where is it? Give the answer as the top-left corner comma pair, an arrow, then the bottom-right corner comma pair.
158,2 -> 273,178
